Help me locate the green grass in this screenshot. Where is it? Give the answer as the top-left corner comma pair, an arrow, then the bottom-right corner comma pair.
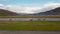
0,21 -> 60,31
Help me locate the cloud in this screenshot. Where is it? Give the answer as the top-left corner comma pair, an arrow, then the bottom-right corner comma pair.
0,4 -> 7,9
43,2 -> 60,8
0,4 -> 4,6
36,2 -> 60,12
7,5 -> 41,14
0,2 -> 60,14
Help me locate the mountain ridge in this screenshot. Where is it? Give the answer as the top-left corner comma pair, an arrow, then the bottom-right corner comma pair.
0,7 -> 60,16
0,9 -> 19,16
35,7 -> 60,15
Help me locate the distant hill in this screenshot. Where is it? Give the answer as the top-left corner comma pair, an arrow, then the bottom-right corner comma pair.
36,7 -> 60,15
0,7 -> 60,16
0,9 -> 18,16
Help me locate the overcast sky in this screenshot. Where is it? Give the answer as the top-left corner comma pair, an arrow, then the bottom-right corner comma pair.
0,0 -> 60,14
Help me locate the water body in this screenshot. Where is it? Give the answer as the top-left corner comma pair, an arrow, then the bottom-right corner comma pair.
0,18 -> 60,21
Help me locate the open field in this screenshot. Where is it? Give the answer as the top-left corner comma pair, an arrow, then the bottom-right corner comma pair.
0,16 -> 60,18
0,21 -> 60,31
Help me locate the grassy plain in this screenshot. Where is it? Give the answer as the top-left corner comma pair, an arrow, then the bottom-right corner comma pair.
0,21 -> 60,31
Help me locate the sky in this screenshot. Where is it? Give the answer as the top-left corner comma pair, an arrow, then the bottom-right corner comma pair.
0,0 -> 60,14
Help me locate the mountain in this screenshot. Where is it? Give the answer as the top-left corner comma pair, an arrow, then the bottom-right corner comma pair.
0,7 -> 60,16
36,7 -> 60,15
0,9 -> 19,16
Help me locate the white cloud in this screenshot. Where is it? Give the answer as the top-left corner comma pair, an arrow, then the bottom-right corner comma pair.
0,2 -> 60,14
43,2 -> 60,8
7,5 -> 41,14
36,2 -> 60,12
0,4 -> 4,6
0,4 -> 7,9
